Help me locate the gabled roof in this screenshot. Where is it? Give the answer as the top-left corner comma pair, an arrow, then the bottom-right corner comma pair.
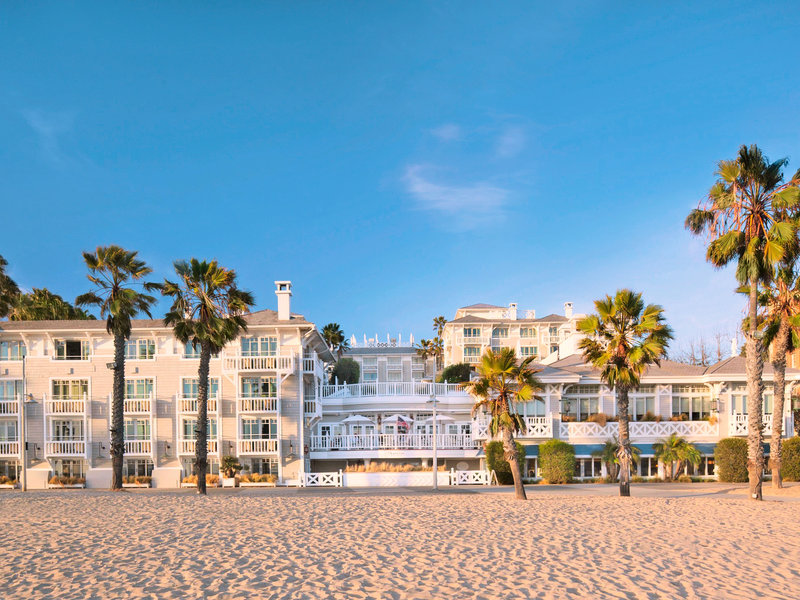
459,303 -> 505,309
344,347 -> 418,356
447,314 -> 568,325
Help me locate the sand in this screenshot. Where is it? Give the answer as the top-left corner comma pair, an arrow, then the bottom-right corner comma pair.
1,488 -> 799,600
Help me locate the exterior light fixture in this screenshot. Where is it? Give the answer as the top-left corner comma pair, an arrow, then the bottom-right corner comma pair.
710,398 -> 719,412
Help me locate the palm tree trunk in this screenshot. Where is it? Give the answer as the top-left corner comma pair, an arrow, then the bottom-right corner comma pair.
770,318 -> 790,489
617,386 -> 631,497
196,340 -> 211,496
502,427 -> 526,500
110,334 -> 126,490
746,278 -> 765,500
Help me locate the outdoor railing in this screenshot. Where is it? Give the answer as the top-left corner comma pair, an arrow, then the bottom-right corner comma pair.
319,382 -> 467,399
177,396 -> 219,413
303,357 -> 325,379
521,416 -> 553,438
559,419 -> 719,441
309,433 -> 477,451
45,440 -> 86,456
45,395 -> 87,415
729,413 -> 775,436
0,441 -> 20,456
237,439 -> 279,454
178,439 -> 219,455
124,440 -> 152,455
0,398 -> 19,415
123,396 -> 152,414
223,355 -> 295,372
455,335 -> 490,346
238,396 -> 278,412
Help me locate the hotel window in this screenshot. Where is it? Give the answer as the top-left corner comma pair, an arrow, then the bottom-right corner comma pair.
671,385 -> 712,420
0,420 -> 18,441
125,378 -> 154,399
51,459 -> 85,478
182,377 -> 219,398
387,357 -> 402,382
125,339 -> 155,360
463,327 -> 481,339
52,419 -> 83,440
548,326 -> 558,338
123,458 -> 153,477
54,339 -> 90,360
181,418 -> 217,439
463,347 -> 480,363
240,336 -> 277,357
575,458 -> 603,478
248,457 -> 278,475
182,342 -> 218,359
630,385 -> 656,421
730,384 -> 773,414
411,357 -> 425,380
240,377 -> 276,398
519,328 -> 536,339
0,380 -> 22,401
124,418 -> 151,440
241,418 -> 277,439
362,357 -> 378,382
491,327 -> 509,339
637,456 -> 659,477
519,346 -> 538,358
52,379 -> 89,400
0,341 -> 26,361
562,385 -> 600,422
522,398 -> 546,417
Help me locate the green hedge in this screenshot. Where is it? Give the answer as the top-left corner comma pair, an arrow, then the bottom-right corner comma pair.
485,440 -> 525,485
715,438 -> 748,482
539,439 -> 576,484
438,363 -> 472,384
781,437 -> 800,481
330,358 -> 360,385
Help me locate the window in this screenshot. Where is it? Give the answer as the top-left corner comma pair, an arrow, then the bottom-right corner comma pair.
247,457 -> 278,475
637,456 -> 659,477
124,458 -> 153,477
240,336 -> 277,357
387,357 -> 402,382
0,341 -> 25,361
387,371 -> 402,382
182,377 -> 219,398
671,385 -> 711,420
181,418 -> 217,439
362,372 -> 378,382
463,327 -> 481,339
548,326 -> 558,337
562,385 -> 601,422
630,385 -> 656,421
125,339 -> 155,360
240,377 -> 276,398
125,378 -> 154,399
124,418 -> 151,440
54,340 -> 89,360
0,380 -> 22,401
575,458 -> 602,478
521,398 -> 546,417
519,346 -> 538,358
411,357 -> 425,379
52,420 -> 83,440
0,420 -> 18,441
519,327 -> 536,338
51,459 -> 84,478
463,347 -> 480,363
491,327 -> 509,338
183,343 -> 200,359
362,357 -> 377,382
52,380 -> 89,400
241,418 -> 277,439
730,384 -> 773,415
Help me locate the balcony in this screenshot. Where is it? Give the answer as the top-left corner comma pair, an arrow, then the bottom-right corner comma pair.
177,395 -> 219,413
178,439 -> 219,455
0,398 -> 20,416
303,357 -> 325,380
455,335 -> 489,346
521,417 -> 553,438
121,396 -> 152,414
0,441 -> 20,457
558,419 -> 719,442
45,396 -> 87,415
223,355 -> 294,372
124,440 -> 153,455
319,382 -> 467,399
729,413 -> 779,436
46,440 -> 86,457
238,397 -> 278,412
237,439 -> 279,455
309,433 -> 477,452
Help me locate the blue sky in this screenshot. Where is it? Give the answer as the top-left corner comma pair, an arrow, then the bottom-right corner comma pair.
1,2 -> 799,353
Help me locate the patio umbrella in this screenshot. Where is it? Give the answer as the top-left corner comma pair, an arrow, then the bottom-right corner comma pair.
340,414 -> 373,424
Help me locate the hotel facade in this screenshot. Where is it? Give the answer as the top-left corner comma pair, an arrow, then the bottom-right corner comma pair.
0,288 -> 797,488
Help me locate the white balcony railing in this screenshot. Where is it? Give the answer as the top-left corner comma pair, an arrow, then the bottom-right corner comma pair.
177,396 -> 219,413
304,397 -> 319,416
320,382 -> 467,399
0,441 -> 20,456
123,396 -> 152,414
178,439 -> 219,455
238,397 -> 278,412
521,417 -> 553,438
45,395 -> 87,415
124,440 -> 153,455
455,335 -> 490,346
303,357 -> 325,379
729,413 -> 775,436
0,398 -> 20,416
237,439 -> 279,455
223,355 -> 295,372
46,440 -> 86,456
559,419 -> 719,441
309,433 -> 477,452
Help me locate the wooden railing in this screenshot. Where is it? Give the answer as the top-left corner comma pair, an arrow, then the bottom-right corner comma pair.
123,397 -> 152,414
521,416 -> 553,438
46,440 -> 86,456
300,471 -> 343,487
0,441 -> 20,456
177,396 -> 219,413
309,433 -> 477,451
729,413 -> 775,436
178,439 -> 219,455
0,398 -> 19,415
320,382 -> 467,399
124,440 -> 152,455
237,439 -> 279,454
238,397 -> 278,412
46,395 -> 87,415
303,357 -> 325,379
559,419 -> 719,441
223,355 -> 294,372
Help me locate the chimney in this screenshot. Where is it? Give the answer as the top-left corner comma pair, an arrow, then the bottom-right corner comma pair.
730,337 -> 738,357
508,303 -> 518,320
564,302 -> 574,319
275,281 -> 292,320
525,309 -> 536,319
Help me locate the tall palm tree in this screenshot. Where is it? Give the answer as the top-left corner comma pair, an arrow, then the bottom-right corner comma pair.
430,336 -> 444,373
686,145 -> 799,500
433,316 -> 447,338
653,433 -> 702,481
591,437 -> 641,482
0,255 -> 20,318
75,246 -> 159,490
463,348 -> 542,500
321,323 -> 349,359
578,289 -> 673,497
9,288 -> 95,320
163,259 -> 254,495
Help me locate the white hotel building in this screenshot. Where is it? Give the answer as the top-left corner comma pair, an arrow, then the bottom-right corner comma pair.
1,288 -> 797,487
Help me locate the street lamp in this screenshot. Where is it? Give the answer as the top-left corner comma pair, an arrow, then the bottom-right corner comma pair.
427,392 -> 439,490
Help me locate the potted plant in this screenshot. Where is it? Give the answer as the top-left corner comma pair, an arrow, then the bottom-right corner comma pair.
221,455 -> 243,488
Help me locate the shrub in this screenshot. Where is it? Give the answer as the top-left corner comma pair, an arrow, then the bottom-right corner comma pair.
485,440 -> 525,485
0,475 -> 16,485
539,440 -> 576,484
240,473 -> 277,484
439,363 -> 472,384
587,413 -> 608,426
221,455 -> 243,478
677,474 -> 693,483
330,358 -> 360,384
781,437 -> 800,481
631,475 -> 646,483
715,438 -> 748,482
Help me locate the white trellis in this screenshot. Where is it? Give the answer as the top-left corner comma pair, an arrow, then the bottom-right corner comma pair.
300,470 -> 343,487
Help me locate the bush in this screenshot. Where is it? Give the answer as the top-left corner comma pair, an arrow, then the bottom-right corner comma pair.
677,474 -> 693,483
539,440 -> 576,484
240,473 -> 277,484
330,358 -> 360,384
781,437 -> 800,481
485,440 -> 525,485
439,363 -> 472,384
221,455 -> 243,478
715,438 -> 748,482
631,475 -> 646,483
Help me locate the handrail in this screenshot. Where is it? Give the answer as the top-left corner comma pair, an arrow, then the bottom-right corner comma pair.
319,382 -> 467,399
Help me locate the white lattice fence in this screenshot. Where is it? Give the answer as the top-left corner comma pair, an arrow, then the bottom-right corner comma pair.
450,469 -> 491,486
301,471 -> 343,487
523,417 -> 553,438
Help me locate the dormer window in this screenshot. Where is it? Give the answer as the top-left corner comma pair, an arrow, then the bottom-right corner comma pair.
54,340 -> 90,361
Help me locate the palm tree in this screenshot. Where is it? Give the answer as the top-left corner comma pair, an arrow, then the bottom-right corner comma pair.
163,259 -> 254,495
433,316 -> 447,338
75,246 -> 159,490
578,289 -> 673,497
430,336 -> 444,373
686,145 -> 799,500
9,288 -> 95,320
653,434 -> 702,481
416,338 -> 434,377
463,348 -> 542,500
591,437 -> 641,482
321,323 -> 350,359
0,255 -> 20,318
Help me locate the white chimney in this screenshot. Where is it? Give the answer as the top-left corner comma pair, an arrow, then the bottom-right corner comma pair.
275,281 -> 292,320
731,337 -> 738,357
564,302 -> 574,319
508,303 -> 518,320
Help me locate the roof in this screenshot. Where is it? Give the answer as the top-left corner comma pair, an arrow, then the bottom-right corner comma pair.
344,347 -> 419,356
458,303 -> 505,309
448,314 -> 568,325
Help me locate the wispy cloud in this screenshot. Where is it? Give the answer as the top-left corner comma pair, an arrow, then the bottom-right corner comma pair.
21,108 -> 78,166
403,164 -> 511,230
430,123 -> 463,142
495,125 -> 526,158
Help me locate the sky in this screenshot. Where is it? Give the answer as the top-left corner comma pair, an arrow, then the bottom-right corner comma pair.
1,2 -> 799,354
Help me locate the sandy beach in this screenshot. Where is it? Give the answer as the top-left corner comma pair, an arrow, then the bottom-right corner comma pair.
1,486 -> 799,600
